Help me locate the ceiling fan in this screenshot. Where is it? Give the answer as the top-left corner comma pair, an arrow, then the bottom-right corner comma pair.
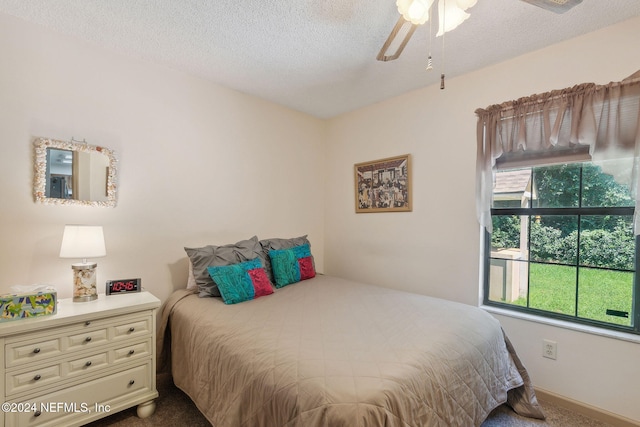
377,0 -> 583,62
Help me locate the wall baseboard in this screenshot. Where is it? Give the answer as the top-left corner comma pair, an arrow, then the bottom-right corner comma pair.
535,387 -> 640,427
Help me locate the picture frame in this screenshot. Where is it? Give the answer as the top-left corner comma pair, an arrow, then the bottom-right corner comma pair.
355,154 -> 412,213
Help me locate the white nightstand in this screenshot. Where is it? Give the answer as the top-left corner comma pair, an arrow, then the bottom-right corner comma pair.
0,291 -> 161,427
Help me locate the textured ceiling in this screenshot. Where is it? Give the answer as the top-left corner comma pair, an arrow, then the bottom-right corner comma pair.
1,0 -> 640,118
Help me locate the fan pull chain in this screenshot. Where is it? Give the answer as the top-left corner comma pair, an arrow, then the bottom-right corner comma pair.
440,0 -> 446,89
426,5 -> 433,71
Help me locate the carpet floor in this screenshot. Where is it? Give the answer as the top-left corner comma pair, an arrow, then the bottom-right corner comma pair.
85,373 -> 613,426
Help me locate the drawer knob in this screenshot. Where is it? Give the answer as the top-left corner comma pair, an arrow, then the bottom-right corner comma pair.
85,321 -> 91,326
33,374 -> 41,381
129,380 -> 135,386
128,349 -> 135,355
129,327 -> 135,332
85,361 -> 92,367
33,347 -> 41,354
34,410 -> 42,418
85,336 -> 92,342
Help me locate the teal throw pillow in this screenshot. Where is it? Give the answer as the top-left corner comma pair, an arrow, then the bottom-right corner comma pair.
268,244 -> 316,288
207,258 -> 273,305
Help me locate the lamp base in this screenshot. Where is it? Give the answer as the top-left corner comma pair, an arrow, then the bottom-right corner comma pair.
71,263 -> 98,302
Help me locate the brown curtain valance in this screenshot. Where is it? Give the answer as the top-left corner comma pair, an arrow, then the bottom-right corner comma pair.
475,71 -> 640,233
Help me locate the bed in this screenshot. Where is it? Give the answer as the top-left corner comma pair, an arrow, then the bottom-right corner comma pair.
157,271 -> 545,426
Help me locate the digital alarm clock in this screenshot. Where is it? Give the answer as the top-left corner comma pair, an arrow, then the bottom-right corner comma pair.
106,278 -> 142,295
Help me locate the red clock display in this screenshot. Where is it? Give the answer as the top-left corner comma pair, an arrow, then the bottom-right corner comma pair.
106,278 -> 141,295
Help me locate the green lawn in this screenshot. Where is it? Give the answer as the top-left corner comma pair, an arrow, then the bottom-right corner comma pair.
511,263 -> 634,327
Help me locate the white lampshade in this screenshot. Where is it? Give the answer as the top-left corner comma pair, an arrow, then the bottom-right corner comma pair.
59,225 -> 106,259
396,0 -> 435,25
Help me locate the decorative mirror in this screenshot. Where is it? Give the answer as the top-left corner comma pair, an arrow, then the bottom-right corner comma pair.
34,138 -> 118,207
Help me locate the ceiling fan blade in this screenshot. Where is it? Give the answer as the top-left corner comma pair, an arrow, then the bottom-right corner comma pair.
520,0 -> 583,14
377,16 -> 418,62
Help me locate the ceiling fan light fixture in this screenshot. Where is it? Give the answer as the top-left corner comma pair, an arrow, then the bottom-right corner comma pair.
455,0 -> 478,9
379,0 -> 477,62
396,0 -> 434,25
436,0 -> 471,36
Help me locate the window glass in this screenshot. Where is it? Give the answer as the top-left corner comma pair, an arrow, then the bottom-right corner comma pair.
579,215 -> 634,270
529,263 -> 576,316
487,258 -> 528,307
493,169 -> 532,208
577,268 -> 633,326
532,164 -> 580,208
530,215 -> 578,265
491,215 -> 529,260
581,162 -> 634,208
487,162 -> 637,333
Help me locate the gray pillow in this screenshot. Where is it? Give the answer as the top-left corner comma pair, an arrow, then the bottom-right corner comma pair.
185,236 -> 264,297
259,235 -> 312,282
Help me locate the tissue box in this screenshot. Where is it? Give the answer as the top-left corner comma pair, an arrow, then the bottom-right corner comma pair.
0,292 -> 57,322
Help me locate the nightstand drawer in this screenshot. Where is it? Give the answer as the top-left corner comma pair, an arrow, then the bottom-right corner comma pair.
113,339 -> 150,363
66,351 -> 109,377
5,364 -> 61,397
5,339 -> 62,369
112,316 -> 152,341
6,362 -> 152,427
67,328 -> 108,350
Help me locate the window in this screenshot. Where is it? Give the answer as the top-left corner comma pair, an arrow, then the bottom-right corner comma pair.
484,161 -> 639,333
475,73 -> 640,334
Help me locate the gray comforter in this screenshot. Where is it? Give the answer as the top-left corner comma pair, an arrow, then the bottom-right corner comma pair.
158,275 -> 544,426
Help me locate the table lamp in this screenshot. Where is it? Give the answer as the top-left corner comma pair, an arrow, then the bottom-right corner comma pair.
59,225 -> 106,302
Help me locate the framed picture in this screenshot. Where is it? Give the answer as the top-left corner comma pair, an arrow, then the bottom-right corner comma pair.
355,154 -> 412,213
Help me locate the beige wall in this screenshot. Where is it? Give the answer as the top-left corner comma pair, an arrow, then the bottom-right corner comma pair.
2,8 -> 640,424
325,16 -> 640,422
0,12 -> 326,305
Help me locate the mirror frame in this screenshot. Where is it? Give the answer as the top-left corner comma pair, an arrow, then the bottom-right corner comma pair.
34,138 -> 118,207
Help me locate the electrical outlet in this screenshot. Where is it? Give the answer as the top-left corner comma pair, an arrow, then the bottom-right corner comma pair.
543,339 -> 557,360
